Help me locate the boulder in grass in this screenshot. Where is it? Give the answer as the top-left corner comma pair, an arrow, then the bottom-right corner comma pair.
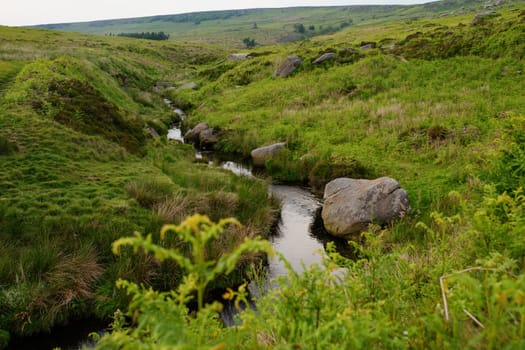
360,42 -> 376,50
251,142 -> 286,167
228,53 -> 253,61
472,10 -> 498,25
274,56 -> 302,78
147,126 -> 160,138
313,52 -> 336,64
178,81 -> 198,90
199,128 -> 219,148
184,122 -> 219,148
321,177 -> 410,238
184,122 -> 209,143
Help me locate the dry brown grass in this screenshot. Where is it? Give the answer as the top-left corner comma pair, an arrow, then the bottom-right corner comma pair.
15,247 -> 103,333
154,192 -> 193,224
44,248 -> 103,305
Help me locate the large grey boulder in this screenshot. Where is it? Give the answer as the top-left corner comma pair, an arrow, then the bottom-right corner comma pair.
184,122 -> 209,143
274,56 -> 302,78
321,177 -> 410,238
251,142 -> 286,167
199,128 -> 219,148
313,52 -> 336,64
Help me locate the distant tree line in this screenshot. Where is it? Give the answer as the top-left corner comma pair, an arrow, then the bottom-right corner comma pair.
293,19 -> 353,37
108,32 -> 170,40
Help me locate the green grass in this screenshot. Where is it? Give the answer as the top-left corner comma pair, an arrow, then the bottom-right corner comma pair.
177,4 -> 525,208
181,53 -> 524,202
96,186 -> 525,349
1,0 -> 525,347
0,61 -> 25,96
29,0 -> 494,48
0,25 -> 276,340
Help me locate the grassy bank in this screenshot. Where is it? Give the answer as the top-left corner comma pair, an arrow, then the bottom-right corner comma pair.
176,4 -> 525,205
0,27 -> 276,342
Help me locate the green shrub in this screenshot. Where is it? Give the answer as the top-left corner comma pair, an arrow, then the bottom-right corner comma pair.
0,136 -> 17,156
470,186 -> 525,265
494,116 -> 525,192
308,156 -> 370,192
95,215 -> 272,350
0,329 -> 9,350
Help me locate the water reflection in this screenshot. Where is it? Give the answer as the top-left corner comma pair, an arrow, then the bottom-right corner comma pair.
221,160 -> 253,177
195,152 -> 254,177
268,185 -> 324,277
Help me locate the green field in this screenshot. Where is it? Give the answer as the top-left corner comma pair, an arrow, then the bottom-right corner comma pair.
1,0 -> 525,348
33,0 -> 489,47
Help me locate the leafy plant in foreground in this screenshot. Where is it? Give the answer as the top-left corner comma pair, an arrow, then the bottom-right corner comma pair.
97,214 -> 273,349
112,214 -> 273,311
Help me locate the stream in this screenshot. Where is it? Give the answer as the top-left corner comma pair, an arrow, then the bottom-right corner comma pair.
165,102 -> 353,324
9,100 -> 351,349
192,149 -> 351,327
194,151 -> 334,275
180,145 -> 341,279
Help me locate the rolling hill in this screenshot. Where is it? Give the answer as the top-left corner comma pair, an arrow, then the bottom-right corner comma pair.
31,0 -> 493,47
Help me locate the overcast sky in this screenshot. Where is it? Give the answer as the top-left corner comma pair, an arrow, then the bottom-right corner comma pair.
1,0 -> 438,27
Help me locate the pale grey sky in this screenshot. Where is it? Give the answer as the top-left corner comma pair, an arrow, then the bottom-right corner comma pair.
1,0 -> 438,27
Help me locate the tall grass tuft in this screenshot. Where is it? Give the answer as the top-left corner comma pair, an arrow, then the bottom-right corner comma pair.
0,135 -> 18,156
125,178 -> 175,208
6,246 -> 103,335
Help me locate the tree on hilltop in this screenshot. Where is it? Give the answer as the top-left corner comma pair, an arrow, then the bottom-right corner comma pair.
243,37 -> 257,48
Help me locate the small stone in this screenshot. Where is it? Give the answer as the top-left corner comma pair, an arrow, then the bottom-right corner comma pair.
178,82 -> 198,90
312,52 -> 336,64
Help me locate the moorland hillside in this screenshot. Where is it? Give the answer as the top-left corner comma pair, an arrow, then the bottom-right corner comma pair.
1,0 -> 524,348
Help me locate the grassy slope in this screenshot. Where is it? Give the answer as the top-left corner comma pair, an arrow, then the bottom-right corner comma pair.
31,1 -> 487,47
0,26 -> 275,339
177,3 -> 525,207
95,3 -> 525,349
